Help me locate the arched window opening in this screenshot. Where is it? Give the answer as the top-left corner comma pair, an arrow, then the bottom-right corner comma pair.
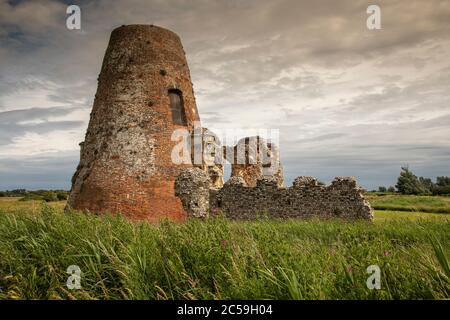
168,89 -> 187,125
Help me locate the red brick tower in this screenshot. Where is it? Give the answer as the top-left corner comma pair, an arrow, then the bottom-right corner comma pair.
68,25 -> 200,221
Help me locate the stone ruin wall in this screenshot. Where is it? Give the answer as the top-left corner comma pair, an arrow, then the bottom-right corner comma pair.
192,128 -> 224,189
224,136 -> 284,188
175,168 -> 211,218
175,169 -> 374,221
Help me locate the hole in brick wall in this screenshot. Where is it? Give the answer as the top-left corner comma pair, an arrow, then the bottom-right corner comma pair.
333,208 -> 342,216
168,89 -> 187,126
190,202 -> 198,208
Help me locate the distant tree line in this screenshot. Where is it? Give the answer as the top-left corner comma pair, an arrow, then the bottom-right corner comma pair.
0,189 -> 69,202
376,167 -> 450,195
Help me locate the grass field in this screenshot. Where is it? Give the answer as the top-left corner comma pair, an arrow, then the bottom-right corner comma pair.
0,197 -> 448,300
366,193 -> 450,214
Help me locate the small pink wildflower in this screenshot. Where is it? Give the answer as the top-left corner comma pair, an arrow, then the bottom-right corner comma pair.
346,265 -> 353,273
220,239 -> 228,249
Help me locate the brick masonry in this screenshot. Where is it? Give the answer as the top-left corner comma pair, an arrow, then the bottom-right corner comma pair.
68,25 -> 200,221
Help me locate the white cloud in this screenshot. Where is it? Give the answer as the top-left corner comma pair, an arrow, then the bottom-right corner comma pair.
0,130 -> 83,158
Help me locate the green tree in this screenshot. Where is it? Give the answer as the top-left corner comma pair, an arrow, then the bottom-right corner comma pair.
419,177 -> 433,193
56,192 -> 68,201
433,176 -> 450,195
436,176 -> 450,187
42,192 -> 58,202
387,186 -> 395,193
395,166 -> 430,195
378,186 -> 387,192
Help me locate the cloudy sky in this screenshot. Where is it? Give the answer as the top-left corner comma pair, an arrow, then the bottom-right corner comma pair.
1,0 -> 449,190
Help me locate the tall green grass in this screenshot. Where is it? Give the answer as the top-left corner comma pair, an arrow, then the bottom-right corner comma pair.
0,203 -> 448,300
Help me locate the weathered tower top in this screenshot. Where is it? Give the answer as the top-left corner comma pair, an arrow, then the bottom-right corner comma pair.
69,25 -> 200,221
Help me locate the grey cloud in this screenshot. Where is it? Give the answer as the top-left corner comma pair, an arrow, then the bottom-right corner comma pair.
293,133 -> 348,144
0,106 -> 80,124
0,106 -> 84,145
0,151 -> 79,190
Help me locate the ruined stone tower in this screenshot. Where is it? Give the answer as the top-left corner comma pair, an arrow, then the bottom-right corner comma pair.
68,25 -> 200,221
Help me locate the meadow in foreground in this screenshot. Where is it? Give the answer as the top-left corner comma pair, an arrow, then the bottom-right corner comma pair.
0,197 -> 448,300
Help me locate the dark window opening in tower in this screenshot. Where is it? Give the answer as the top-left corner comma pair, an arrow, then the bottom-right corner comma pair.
168,89 -> 187,125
